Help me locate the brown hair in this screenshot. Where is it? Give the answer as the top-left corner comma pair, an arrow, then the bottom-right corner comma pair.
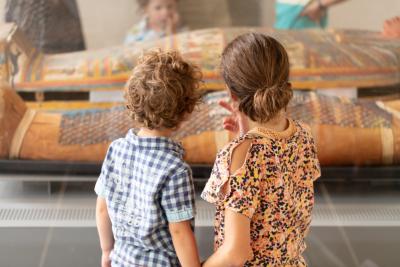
137,0 -> 150,8
221,32 -> 293,123
137,0 -> 178,9
125,50 -> 202,129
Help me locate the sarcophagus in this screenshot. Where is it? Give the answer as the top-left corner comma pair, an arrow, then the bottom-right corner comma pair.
1,24 -> 399,95
2,87 -> 400,166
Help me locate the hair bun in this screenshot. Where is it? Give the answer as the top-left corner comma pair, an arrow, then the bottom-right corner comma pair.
258,82 -> 290,94
280,82 -> 291,91
251,82 -> 293,122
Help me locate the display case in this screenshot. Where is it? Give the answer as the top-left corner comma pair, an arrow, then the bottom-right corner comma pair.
0,1 -> 400,266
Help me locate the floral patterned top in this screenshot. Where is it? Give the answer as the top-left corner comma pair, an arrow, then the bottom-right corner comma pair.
201,119 -> 321,266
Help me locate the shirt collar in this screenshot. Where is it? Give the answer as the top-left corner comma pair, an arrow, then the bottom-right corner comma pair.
126,129 -> 184,157
141,16 -> 166,38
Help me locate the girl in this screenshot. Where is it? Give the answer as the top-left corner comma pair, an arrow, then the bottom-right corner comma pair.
124,0 -> 185,44
201,33 -> 321,266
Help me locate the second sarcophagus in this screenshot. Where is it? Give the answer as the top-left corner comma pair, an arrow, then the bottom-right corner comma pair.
2,25 -> 399,94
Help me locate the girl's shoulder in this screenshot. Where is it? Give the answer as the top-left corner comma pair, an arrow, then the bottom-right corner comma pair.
201,135 -> 260,203
291,119 -> 319,149
293,119 -> 313,134
217,134 -> 259,165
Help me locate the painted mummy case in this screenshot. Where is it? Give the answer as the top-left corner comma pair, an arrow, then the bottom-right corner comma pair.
1,24 -> 399,93
2,87 -> 400,166
1,24 -> 400,166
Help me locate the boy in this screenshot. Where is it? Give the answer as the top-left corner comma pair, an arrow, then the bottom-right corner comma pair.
95,50 -> 202,267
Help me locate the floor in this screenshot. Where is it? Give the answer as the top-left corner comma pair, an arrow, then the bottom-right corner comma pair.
0,176 -> 400,267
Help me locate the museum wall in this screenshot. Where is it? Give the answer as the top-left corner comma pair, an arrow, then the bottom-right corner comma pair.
0,0 -> 399,49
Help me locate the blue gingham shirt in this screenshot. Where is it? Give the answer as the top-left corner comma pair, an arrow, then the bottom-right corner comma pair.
124,18 -> 164,44
95,129 -> 196,267
124,17 -> 188,44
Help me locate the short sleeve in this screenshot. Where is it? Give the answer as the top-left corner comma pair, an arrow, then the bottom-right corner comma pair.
300,122 -> 321,182
224,154 -> 261,219
201,158 -> 229,204
308,136 -> 321,182
161,167 -> 196,223
94,145 -> 114,197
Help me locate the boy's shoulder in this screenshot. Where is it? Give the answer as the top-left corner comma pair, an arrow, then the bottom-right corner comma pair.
108,136 -> 130,151
164,154 -> 192,176
127,17 -> 147,34
106,131 -> 191,172
126,23 -> 142,36
124,18 -> 149,43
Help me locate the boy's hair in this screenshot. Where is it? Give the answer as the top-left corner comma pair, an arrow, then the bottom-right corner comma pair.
221,32 -> 293,123
137,0 -> 177,9
125,50 -> 202,130
137,0 -> 150,9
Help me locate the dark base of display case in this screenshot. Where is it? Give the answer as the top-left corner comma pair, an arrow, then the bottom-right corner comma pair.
1,160 -> 400,183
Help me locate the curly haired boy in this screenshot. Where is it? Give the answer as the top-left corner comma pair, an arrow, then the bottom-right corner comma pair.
95,50 -> 202,267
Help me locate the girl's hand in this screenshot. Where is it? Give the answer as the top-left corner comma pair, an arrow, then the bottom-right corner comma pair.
300,0 -> 326,23
101,250 -> 111,267
219,100 -> 249,136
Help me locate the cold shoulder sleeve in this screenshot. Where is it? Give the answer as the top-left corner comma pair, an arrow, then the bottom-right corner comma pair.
223,144 -> 261,219
201,138 -> 261,219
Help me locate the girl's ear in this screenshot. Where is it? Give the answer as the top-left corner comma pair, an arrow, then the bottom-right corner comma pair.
230,92 -> 239,102
226,85 -> 239,101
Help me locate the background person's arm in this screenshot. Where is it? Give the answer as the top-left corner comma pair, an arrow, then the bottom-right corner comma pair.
383,16 -> 400,38
300,0 -> 348,23
96,197 -> 114,267
320,0 -> 348,7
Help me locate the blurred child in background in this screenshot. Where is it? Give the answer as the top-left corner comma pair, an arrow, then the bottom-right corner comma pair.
125,0 -> 186,44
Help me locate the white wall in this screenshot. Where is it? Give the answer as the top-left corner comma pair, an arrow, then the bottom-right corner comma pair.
0,0 -> 5,21
330,0 -> 400,31
259,0 -> 400,31
0,0 -> 398,49
77,0 -> 139,49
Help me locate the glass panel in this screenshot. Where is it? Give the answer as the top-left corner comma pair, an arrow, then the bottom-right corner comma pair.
0,1 -> 399,266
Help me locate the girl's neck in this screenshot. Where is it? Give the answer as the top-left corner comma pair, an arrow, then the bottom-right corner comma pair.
248,111 -> 289,132
137,127 -> 173,138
